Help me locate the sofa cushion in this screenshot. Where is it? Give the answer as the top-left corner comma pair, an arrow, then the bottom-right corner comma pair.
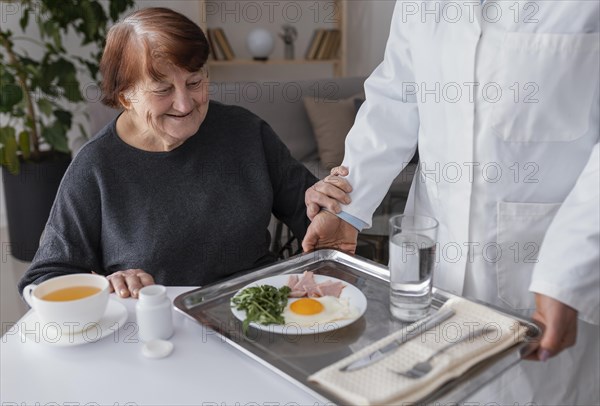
303,92 -> 364,169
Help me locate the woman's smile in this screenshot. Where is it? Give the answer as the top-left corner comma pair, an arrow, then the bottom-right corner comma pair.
166,110 -> 195,119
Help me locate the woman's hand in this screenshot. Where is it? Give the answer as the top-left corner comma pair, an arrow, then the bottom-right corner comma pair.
302,210 -> 359,253
107,269 -> 155,298
305,166 -> 353,221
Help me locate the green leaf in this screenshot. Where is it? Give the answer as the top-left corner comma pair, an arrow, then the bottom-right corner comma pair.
19,10 -> 30,31
109,0 -> 122,21
42,20 -> 57,40
0,126 -> 16,142
0,82 -> 24,113
80,1 -> 100,44
18,131 -> 30,160
41,122 -> 69,153
13,107 -> 26,118
54,110 -> 72,129
38,58 -> 64,97
63,77 -> 83,103
114,0 -> 136,20
75,56 -> 99,80
37,98 -> 53,117
24,116 -> 35,131
0,30 -> 13,47
0,129 -> 20,174
43,84 -> 60,98
52,28 -> 63,51
0,68 -> 23,113
51,59 -> 84,103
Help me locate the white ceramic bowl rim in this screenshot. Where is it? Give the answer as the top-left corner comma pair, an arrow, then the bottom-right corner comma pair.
31,274 -> 109,302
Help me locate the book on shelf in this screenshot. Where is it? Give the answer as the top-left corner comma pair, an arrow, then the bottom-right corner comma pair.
206,29 -> 222,60
215,28 -> 235,60
317,30 -> 334,60
305,29 -> 341,60
207,28 -> 235,61
305,29 -> 326,60
328,30 -> 341,59
325,29 -> 341,60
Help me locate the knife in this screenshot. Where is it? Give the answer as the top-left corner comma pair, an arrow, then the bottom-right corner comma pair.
340,307 -> 456,372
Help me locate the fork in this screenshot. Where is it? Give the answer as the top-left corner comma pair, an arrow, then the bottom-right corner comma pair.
393,327 -> 495,379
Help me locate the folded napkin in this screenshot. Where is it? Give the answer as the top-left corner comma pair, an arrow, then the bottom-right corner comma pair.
308,297 -> 529,405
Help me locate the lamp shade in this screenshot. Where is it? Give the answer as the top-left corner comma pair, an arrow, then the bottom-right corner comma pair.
246,28 -> 275,60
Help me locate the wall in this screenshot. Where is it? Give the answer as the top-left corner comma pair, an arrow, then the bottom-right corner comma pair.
0,0 -> 395,228
346,0 -> 395,76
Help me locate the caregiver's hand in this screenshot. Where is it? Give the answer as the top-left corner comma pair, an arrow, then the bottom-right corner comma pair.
527,293 -> 578,361
305,166 -> 352,220
107,269 -> 155,298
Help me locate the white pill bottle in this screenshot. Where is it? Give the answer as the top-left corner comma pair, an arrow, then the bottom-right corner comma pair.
136,285 -> 174,342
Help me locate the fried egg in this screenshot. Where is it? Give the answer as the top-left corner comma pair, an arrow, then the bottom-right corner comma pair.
283,296 -> 358,327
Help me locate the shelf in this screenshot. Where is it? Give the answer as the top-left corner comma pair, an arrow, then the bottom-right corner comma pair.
200,0 -> 347,77
207,59 -> 342,66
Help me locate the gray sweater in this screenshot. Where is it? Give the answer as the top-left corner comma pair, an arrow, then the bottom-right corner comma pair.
18,102 -> 317,291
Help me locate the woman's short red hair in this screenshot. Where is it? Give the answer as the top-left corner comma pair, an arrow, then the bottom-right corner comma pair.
100,7 -> 209,108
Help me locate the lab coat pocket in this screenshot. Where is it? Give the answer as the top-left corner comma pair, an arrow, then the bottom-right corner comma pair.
496,201 -> 561,310
490,32 -> 599,143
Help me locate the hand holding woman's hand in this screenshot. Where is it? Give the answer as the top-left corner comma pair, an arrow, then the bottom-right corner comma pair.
107,269 -> 155,298
305,166 -> 352,221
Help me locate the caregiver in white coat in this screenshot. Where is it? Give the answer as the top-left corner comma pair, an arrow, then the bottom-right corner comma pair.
303,0 -> 599,404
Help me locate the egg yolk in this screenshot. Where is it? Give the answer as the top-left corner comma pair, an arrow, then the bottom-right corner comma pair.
290,298 -> 324,315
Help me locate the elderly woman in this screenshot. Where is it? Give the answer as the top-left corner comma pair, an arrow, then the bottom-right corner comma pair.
18,7 -> 349,298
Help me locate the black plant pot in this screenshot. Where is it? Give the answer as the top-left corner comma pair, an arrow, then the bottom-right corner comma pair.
2,153 -> 71,262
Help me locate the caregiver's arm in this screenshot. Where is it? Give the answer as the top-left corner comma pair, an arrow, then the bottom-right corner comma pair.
303,0 -> 420,251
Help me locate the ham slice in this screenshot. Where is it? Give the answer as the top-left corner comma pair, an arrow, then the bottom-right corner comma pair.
289,288 -> 308,298
315,280 -> 345,298
286,274 -> 299,289
287,274 -> 308,297
292,271 -> 316,290
286,271 -> 345,298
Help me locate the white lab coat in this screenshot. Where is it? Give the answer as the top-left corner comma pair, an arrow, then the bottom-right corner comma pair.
342,1 -> 599,404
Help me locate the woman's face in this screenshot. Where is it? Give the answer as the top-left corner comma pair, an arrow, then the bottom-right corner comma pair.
124,63 -> 209,150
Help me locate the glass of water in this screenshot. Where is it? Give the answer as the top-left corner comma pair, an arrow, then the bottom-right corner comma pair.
388,214 -> 438,321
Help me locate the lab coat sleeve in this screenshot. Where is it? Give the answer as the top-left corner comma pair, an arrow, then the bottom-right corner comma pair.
530,143 -> 600,326
340,0 -> 420,227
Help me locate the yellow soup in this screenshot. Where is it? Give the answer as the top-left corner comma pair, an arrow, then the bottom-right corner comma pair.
42,286 -> 101,301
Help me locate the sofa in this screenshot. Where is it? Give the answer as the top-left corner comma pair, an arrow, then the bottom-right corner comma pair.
207,77 -> 367,178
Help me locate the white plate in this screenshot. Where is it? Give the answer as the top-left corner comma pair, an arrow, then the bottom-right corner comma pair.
18,299 -> 128,347
231,274 -> 367,335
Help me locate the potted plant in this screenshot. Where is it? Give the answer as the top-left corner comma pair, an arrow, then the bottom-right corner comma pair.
0,0 -> 133,261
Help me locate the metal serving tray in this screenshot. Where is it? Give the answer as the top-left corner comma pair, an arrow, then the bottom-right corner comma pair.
173,249 -> 540,405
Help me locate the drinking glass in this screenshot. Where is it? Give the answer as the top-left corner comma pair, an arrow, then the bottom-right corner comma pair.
388,214 -> 438,321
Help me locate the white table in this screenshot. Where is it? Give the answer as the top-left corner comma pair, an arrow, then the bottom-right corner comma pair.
1,287 -> 324,405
